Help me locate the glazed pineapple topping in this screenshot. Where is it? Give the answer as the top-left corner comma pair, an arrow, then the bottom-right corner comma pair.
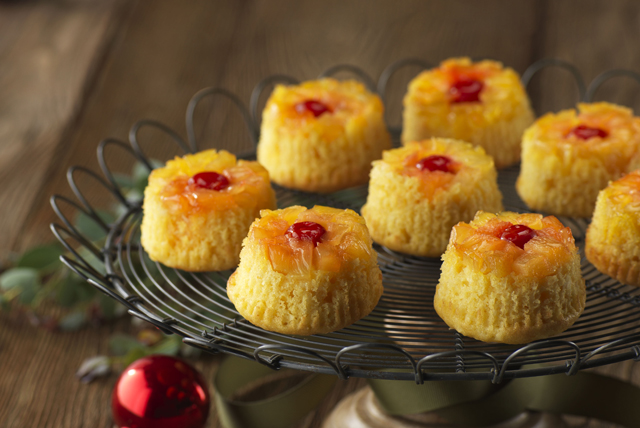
286,221 -> 326,247
449,78 -> 484,103
416,155 -> 455,173
294,100 -> 332,117
499,224 -> 537,249
252,206 -> 372,275
566,124 -> 608,140
187,171 -> 230,191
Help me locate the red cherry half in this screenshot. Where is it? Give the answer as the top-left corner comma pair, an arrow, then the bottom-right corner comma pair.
499,224 -> 537,249
188,171 -> 229,191
449,78 -> 484,103
295,100 -> 332,117
566,125 -> 608,140
286,221 -> 326,247
416,155 -> 454,173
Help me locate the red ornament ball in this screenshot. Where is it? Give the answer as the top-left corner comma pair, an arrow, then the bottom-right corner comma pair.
112,355 -> 210,428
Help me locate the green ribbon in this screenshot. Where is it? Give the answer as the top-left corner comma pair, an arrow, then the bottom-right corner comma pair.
214,356 -> 640,428
214,356 -> 337,428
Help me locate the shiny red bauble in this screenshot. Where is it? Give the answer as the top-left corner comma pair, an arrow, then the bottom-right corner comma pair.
286,221 -> 327,247
112,355 -> 210,428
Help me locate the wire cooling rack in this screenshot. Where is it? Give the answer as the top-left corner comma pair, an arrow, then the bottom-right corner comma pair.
51,59 -> 640,384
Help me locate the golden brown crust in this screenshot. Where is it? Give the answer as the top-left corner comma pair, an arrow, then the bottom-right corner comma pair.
361,138 -> 503,257
585,170 -> 640,286
434,211 -> 585,344
401,57 -> 534,169
227,206 -> 383,335
257,78 -> 391,193
517,102 -> 640,218
140,149 -> 277,271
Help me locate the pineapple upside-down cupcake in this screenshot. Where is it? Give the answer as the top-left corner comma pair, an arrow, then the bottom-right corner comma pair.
516,102 -> 640,218
257,78 -> 392,193
434,211 -> 585,344
227,205 -> 383,335
586,170 -> 640,286
361,138 -> 503,257
140,149 -> 277,272
401,57 -> 534,169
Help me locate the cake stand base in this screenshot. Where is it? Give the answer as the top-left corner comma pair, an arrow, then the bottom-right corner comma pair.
321,386 -> 569,428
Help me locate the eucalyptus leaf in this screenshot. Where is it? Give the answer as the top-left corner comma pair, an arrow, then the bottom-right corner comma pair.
59,311 -> 87,331
76,355 -> 111,383
112,172 -> 134,190
0,267 -> 40,291
0,295 -> 10,311
56,278 -> 78,308
98,293 -> 117,319
74,210 -> 115,242
16,244 -> 63,272
75,246 -> 106,276
133,162 -> 152,193
18,280 -> 39,305
123,347 -> 150,367
151,335 -> 182,356
109,334 -> 144,356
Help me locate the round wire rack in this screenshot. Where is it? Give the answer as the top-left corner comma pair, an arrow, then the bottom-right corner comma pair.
51,59 -> 640,384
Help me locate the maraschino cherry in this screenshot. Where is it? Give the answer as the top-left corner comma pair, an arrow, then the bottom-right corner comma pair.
286,221 -> 326,246
416,155 -> 454,173
566,125 -> 608,140
188,171 -> 229,191
295,100 -> 332,117
500,224 -> 536,249
449,78 -> 484,103
111,355 -> 210,428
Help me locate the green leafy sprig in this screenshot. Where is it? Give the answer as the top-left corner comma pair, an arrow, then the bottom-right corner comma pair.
0,161 -> 154,330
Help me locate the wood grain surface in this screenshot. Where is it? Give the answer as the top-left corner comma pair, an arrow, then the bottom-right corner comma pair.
1,1 -> 640,427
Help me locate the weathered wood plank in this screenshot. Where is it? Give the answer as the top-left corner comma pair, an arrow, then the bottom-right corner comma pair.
0,0 -> 130,261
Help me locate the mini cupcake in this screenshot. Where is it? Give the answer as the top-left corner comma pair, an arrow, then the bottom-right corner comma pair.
586,170 -> 640,286
227,205 -> 383,335
517,102 -> 640,218
140,149 -> 277,271
434,211 -> 585,344
401,57 -> 534,169
257,78 -> 391,193
361,138 -> 503,257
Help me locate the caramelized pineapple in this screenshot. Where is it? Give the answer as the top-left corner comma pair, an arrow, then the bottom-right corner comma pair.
434,211 -> 585,344
361,138 -> 503,257
257,78 -> 391,193
140,149 -> 276,271
227,205 -> 382,335
402,57 -> 534,168
517,102 -> 640,218
586,170 -> 640,286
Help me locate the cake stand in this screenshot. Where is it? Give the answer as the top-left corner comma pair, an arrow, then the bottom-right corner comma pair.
51,59 -> 640,427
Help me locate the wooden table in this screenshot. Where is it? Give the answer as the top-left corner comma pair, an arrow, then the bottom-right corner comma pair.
1,1 -> 640,426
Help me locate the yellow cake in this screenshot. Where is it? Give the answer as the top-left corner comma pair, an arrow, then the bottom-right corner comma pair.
434,211 -> 585,344
257,78 -> 392,193
227,205 -> 383,335
401,57 -> 534,169
361,138 -> 503,257
516,102 -> 640,218
140,149 -> 277,271
586,170 -> 640,286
